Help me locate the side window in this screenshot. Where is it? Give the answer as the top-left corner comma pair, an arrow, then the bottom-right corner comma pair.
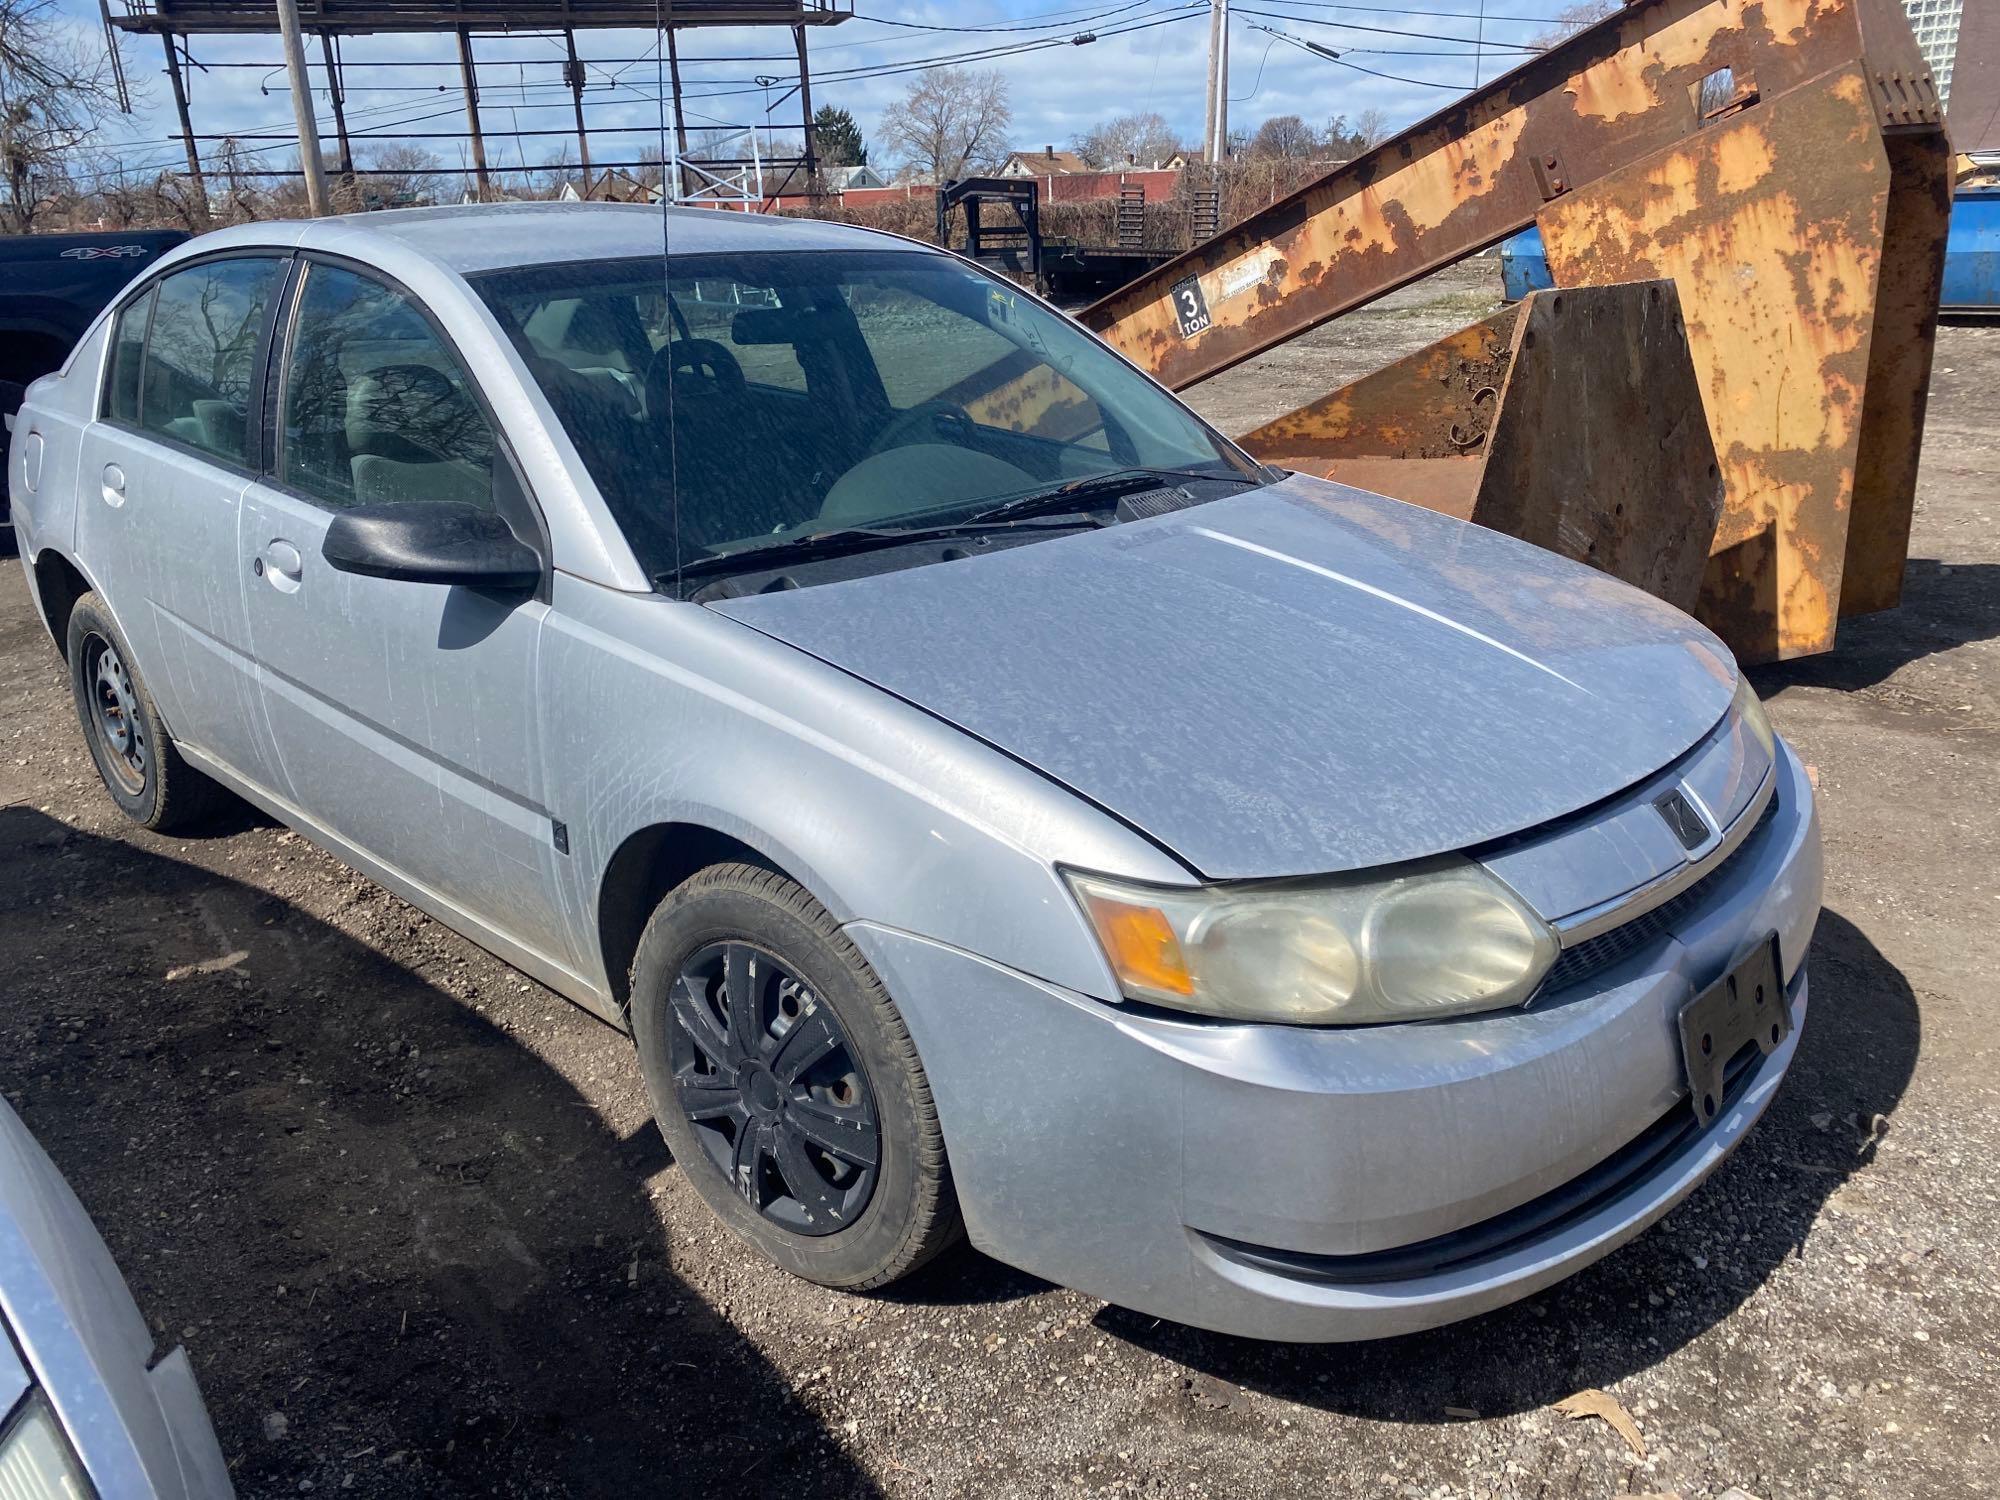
104,285 -> 152,424
280,263 -> 496,511
138,257 -> 285,465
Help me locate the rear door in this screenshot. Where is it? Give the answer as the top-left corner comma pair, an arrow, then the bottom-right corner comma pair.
71,253 -> 291,794
238,256 -> 576,970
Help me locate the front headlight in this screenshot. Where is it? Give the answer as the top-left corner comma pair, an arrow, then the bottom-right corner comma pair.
1067,857 -> 1558,1025
0,1394 -> 92,1499
1733,674 -> 1775,759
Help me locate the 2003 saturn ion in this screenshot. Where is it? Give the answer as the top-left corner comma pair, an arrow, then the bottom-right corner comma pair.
7,203 -> 1821,1341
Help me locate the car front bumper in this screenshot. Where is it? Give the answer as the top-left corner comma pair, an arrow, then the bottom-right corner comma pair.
848,738 -> 1822,1342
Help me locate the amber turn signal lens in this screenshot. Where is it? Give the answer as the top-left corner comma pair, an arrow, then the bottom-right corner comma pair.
1076,889 -> 1195,999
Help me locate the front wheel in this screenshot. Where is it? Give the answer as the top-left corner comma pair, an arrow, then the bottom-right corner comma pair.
629,863 -> 962,1289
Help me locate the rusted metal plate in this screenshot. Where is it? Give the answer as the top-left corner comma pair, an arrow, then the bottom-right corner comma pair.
1537,70 -> 1895,660
1295,457 -> 1485,520
1841,130 -> 1953,618
1471,283 -> 1723,614
1238,311 -> 1518,470
1085,0 -> 1941,393
1245,282 -> 1721,612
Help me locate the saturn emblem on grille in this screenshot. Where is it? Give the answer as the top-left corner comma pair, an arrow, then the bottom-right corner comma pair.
1654,787 -> 1711,851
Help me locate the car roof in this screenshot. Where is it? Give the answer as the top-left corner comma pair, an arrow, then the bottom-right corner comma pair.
187,201 -> 918,277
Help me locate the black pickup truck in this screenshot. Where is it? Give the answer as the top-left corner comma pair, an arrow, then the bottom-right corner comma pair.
3,229 -> 189,536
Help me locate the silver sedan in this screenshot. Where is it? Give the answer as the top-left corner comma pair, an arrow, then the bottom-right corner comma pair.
6,203 -> 1821,1342
0,1096 -> 232,1496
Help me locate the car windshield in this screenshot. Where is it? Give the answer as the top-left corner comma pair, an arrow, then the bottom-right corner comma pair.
473,249 -> 1258,583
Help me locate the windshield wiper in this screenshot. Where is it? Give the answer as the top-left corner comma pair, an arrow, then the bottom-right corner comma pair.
675,468 -> 1261,588
675,514 -> 1092,582
957,465 -> 1261,526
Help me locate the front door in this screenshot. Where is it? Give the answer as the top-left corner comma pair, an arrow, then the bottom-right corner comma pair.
72,254 -> 291,794
239,258 -> 575,971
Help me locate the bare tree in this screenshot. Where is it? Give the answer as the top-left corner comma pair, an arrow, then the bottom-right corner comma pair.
531,140 -> 577,200
878,67 -> 1012,185
1352,107 -> 1392,150
1071,110 -> 1181,170
1535,0 -> 1621,46
365,142 -> 444,209
1246,114 -> 1319,162
0,0 -> 126,231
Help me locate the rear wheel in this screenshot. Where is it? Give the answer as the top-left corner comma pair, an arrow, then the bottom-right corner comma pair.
629,863 -> 962,1289
66,593 -> 226,831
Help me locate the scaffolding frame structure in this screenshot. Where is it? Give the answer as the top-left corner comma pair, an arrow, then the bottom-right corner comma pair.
101,0 -> 850,208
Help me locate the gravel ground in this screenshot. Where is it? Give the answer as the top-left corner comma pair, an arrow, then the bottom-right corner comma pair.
1,267 -> 1995,1499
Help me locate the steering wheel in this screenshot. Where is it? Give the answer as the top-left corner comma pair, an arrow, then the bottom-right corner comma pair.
644,337 -> 748,417
868,398 -> 977,457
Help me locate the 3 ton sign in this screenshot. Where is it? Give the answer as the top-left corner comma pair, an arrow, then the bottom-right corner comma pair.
1169,275 -> 1212,340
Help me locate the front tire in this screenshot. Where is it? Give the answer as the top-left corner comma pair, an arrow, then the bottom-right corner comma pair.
66,592 -> 226,832
630,863 -> 962,1289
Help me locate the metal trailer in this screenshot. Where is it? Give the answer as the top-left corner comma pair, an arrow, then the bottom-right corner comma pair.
1078,0 -> 1954,665
935,177 -> 1176,301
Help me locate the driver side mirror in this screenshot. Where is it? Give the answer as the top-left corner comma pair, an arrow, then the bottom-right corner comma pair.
321,502 -> 543,592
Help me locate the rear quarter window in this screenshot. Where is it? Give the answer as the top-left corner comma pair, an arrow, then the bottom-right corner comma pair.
104,286 -> 153,425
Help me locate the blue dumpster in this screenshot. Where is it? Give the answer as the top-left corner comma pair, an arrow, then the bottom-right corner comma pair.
1942,185 -> 1998,312
1498,189 -> 1996,311
1497,226 -> 1552,302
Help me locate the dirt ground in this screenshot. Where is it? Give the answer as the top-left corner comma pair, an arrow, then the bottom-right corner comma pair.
2,263 -> 1996,1500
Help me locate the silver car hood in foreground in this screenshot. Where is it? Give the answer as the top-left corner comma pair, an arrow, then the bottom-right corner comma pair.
714,477 -> 1738,880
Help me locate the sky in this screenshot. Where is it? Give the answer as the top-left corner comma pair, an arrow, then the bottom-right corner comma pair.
53,0 -> 1582,191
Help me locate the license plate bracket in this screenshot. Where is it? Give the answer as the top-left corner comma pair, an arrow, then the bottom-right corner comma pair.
1678,936 -> 1787,1126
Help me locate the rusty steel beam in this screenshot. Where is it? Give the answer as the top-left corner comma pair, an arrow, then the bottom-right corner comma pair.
1083,0 -> 1941,391
1087,0 -> 1948,663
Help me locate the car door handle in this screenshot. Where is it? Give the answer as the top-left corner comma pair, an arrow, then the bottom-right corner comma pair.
259,539 -> 304,591
100,463 -> 126,508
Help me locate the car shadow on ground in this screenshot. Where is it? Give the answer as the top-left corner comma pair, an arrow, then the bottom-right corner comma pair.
1753,558 -> 2000,694
0,806 -> 878,1500
1093,910 -> 1916,1420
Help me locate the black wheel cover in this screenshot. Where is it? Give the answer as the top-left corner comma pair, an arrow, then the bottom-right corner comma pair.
667,941 -> 880,1235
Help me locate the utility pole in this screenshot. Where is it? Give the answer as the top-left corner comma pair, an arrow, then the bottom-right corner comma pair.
457,28 -> 490,200
563,29 -> 592,193
273,0 -> 331,216
320,33 -> 354,185
1203,0 -> 1231,163
159,35 -> 209,223
1208,1 -> 1224,162
1203,0 -> 1225,164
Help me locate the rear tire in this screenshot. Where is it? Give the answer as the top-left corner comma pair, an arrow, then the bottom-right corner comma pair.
66,592 -> 227,832
630,863 -> 962,1289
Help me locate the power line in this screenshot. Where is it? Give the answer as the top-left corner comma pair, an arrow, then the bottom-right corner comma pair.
1236,6 -> 1544,51
846,0 -> 1175,35
1253,0 -> 1564,22
1249,18 -> 1482,86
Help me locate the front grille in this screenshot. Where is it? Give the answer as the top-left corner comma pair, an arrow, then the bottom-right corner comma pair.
1537,791 -> 1781,997
1199,1030 -> 1776,1286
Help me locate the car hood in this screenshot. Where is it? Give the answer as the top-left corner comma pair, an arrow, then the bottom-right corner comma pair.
712,476 -> 1738,880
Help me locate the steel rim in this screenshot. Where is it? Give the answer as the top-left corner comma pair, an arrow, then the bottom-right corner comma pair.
667,941 -> 880,1235
84,633 -> 148,796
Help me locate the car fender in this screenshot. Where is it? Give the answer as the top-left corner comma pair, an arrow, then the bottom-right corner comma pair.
538,573 -> 1194,1007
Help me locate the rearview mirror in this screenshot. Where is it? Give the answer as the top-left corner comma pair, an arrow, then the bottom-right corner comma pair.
321,502 -> 542,592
